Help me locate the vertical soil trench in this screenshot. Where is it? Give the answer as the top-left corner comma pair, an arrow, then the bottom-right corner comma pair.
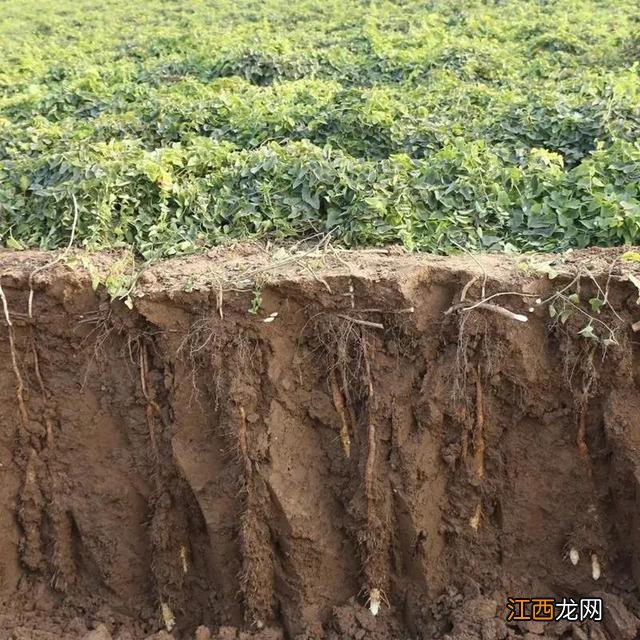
1,248 -> 640,640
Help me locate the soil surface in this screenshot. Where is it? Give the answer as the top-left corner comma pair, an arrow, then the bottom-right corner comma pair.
1,245 -> 640,640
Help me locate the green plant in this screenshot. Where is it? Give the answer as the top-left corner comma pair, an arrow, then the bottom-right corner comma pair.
248,286 -> 263,315
0,0 -> 639,258
79,253 -> 137,308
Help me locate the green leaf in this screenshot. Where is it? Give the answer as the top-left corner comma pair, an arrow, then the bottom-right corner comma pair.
578,322 -> 597,340
559,308 -> 572,324
533,262 -> 559,280
621,251 -> 640,263
6,236 -> 24,250
589,297 -> 604,313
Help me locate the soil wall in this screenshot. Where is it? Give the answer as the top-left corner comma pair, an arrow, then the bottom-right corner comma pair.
1,248 -> 639,640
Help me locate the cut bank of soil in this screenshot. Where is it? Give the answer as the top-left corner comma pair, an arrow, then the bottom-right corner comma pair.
1,246 -> 640,640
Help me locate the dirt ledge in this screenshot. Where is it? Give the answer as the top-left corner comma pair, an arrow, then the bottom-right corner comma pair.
1,246 -> 640,640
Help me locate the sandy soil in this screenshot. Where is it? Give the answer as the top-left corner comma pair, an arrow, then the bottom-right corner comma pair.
0,245 -> 640,640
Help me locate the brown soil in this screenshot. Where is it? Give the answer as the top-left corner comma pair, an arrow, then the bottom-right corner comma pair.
1,245 -> 640,640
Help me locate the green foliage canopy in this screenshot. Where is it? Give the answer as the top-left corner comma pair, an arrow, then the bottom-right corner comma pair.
1,0 -> 639,258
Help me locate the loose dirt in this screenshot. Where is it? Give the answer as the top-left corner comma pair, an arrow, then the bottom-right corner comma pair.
1,246 -> 640,640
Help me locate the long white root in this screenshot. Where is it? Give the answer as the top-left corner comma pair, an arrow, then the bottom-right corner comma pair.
591,553 -> 601,580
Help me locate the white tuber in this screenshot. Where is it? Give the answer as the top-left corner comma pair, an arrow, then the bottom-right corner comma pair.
569,547 -> 580,566
161,602 -> 175,632
469,503 -> 481,531
368,588 -> 381,616
366,588 -> 389,616
591,554 -> 601,581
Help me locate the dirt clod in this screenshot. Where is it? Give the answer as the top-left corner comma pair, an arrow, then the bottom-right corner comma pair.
143,632 -> 175,640
466,597 -> 498,622
480,618 -> 507,640
216,627 -> 236,640
520,620 -> 546,634
594,591 -> 640,640
570,626 -> 588,640
194,626 -> 212,640
81,625 -> 113,640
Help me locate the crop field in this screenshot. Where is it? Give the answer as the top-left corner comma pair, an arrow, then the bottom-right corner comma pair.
4,4 -> 640,639
1,0 -> 639,259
